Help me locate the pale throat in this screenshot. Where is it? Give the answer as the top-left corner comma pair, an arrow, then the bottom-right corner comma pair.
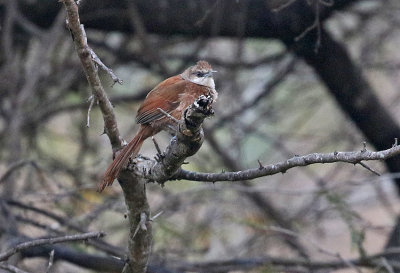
189,76 -> 215,90
180,72 -> 218,101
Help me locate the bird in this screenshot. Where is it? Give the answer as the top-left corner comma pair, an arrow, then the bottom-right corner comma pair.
98,61 -> 217,192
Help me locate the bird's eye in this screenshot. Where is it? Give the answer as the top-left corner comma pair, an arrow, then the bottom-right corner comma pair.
196,72 -> 205,77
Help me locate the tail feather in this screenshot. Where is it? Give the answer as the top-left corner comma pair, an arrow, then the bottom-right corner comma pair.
98,126 -> 151,192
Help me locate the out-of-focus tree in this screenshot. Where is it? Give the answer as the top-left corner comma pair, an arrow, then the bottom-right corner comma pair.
1,0 -> 400,272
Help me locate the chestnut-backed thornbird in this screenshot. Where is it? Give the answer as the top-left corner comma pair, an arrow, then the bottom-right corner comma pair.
98,61 -> 217,192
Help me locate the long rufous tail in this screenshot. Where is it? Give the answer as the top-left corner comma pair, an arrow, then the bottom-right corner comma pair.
98,126 -> 152,192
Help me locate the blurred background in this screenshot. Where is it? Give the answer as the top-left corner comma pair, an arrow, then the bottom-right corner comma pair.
1,0 -> 400,272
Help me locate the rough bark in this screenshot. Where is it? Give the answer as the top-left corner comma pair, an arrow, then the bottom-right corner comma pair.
118,96 -> 214,273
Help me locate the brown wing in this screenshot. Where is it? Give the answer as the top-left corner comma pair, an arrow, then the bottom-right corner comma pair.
136,76 -> 187,125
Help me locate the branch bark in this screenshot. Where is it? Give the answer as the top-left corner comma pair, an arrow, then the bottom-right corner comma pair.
0,231 -> 105,262
174,143 -> 400,182
61,0 -> 122,151
118,96 -> 214,273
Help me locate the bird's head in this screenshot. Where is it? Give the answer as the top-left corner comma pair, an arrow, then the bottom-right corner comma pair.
181,60 -> 217,89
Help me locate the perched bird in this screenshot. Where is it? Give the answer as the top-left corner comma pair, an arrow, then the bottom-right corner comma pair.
98,61 -> 217,192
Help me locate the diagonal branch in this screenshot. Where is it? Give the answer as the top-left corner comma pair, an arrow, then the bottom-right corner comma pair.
61,0 -> 123,151
0,231 -> 105,262
174,143 -> 400,183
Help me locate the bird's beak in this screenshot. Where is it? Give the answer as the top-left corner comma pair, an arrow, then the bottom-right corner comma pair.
205,70 -> 217,77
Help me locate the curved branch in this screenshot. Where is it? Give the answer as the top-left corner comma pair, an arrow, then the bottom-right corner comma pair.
174,143 -> 400,182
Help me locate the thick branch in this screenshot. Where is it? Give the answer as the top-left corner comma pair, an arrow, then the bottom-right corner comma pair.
174,143 -> 400,182
0,231 -> 105,262
117,96 -> 214,273
61,0 -> 122,150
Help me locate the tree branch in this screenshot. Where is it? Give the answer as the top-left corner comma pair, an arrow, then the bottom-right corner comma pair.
61,0 -> 123,151
174,143 -> 400,182
165,253 -> 393,272
0,231 -> 105,262
118,95 -> 214,273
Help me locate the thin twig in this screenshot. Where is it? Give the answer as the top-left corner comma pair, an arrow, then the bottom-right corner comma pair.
157,108 -> 182,124
0,231 -> 106,262
272,0 -> 297,12
46,249 -> 55,273
86,95 -> 95,127
358,162 -> 381,176
294,0 -> 322,53
151,136 -> 162,156
151,136 -> 164,162
90,50 -> 123,86
150,211 -> 163,221
132,212 -> 148,240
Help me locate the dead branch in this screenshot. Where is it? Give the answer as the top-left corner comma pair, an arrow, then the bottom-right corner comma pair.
0,231 -> 105,262
174,143 -> 400,182
61,0 -> 123,150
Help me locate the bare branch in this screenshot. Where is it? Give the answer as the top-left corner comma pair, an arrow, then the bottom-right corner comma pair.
0,231 -> 106,262
174,143 -> 400,183
358,161 -> 381,176
61,0 -> 123,150
272,0 -> 297,12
